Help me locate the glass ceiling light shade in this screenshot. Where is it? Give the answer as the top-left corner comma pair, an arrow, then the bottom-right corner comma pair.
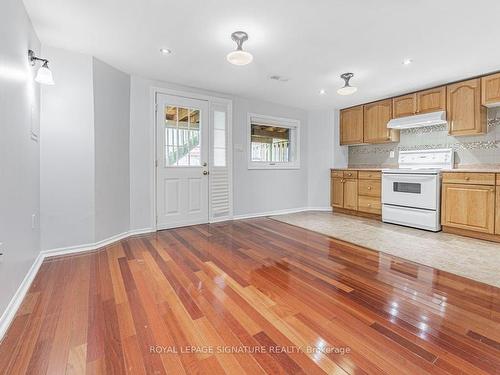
35,61 -> 55,85
337,72 -> 357,95
28,49 -> 55,85
226,31 -> 253,66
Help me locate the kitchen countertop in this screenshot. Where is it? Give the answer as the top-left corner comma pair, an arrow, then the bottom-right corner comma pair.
332,165 -> 500,173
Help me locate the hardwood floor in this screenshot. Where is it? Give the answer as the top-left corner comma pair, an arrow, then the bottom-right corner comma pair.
1,218 -> 499,374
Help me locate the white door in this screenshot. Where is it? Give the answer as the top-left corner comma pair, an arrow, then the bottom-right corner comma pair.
156,94 -> 209,229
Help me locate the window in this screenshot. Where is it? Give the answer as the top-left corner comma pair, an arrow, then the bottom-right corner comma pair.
248,114 -> 300,169
213,110 -> 226,167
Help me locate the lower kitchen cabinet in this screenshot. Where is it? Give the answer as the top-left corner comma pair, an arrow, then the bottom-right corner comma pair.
441,183 -> 496,234
331,177 -> 344,208
496,189 -> 500,235
343,179 -> 358,210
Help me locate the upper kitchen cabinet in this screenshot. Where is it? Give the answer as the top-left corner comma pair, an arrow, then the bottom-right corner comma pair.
417,86 -> 446,114
393,94 -> 416,118
447,78 -> 486,136
340,105 -> 364,145
363,99 -> 399,143
481,72 -> 500,107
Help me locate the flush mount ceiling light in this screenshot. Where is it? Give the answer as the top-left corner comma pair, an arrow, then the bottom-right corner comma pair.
337,73 -> 357,95
402,58 -> 413,65
160,48 -> 172,55
226,31 -> 253,66
28,49 -> 54,85
319,89 -> 326,95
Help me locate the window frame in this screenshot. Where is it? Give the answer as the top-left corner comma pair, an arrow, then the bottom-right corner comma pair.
247,113 -> 301,170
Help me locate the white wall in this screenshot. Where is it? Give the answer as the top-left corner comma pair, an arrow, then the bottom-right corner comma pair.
93,58 -> 130,242
129,76 -> 309,231
0,0 -> 41,319
40,47 -> 95,251
307,109 -> 347,208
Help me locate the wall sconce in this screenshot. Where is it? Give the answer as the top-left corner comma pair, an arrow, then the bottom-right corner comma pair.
28,50 -> 55,85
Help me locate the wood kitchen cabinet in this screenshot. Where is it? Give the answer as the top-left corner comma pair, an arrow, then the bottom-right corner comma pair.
393,94 -> 416,118
340,105 -> 364,145
417,86 -> 446,114
393,86 -> 446,118
343,178 -> 358,211
363,99 -> 399,143
330,169 -> 381,216
331,177 -> 344,208
441,183 -> 495,234
496,188 -> 500,235
447,79 -> 486,136
481,72 -> 500,107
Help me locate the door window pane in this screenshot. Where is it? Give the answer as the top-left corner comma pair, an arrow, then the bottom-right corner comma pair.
164,106 -> 201,166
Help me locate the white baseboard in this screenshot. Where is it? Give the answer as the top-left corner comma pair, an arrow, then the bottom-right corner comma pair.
233,206 -> 331,221
0,252 -> 44,341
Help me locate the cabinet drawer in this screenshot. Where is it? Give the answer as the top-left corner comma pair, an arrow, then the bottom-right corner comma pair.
331,170 -> 343,178
343,170 -> 358,179
358,196 -> 381,214
358,179 -> 381,197
442,172 -> 495,185
358,171 -> 381,180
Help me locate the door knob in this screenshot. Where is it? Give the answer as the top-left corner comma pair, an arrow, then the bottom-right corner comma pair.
203,170 -> 209,175
202,162 -> 208,167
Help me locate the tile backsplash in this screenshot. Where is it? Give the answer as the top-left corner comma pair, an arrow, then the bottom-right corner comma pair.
348,108 -> 500,168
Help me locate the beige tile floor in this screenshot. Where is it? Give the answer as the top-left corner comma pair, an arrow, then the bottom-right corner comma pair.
271,211 -> 500,287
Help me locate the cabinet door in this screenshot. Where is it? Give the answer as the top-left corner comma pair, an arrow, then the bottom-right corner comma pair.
447,79 -> 486,136
363,99 -> 398,143
393,94 -> 416,118
481,72 -> 500,107
442,184 -> 495,234
417,86 -> 446,114
343,179 -> 358,210
340,106 -> 364,145
496,188 -> 500,235
331,178 -> 344,208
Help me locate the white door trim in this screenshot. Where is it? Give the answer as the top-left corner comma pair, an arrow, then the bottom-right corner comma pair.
151,87 -> 233,230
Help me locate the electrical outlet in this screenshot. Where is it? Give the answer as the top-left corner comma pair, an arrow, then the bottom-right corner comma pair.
389,150 -> 395,158
32,213 -> 37,229
0,243 -> 4,264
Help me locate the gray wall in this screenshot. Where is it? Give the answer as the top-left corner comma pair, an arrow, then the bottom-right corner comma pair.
93,58 -> 131,242
349,108 -> 500,168
0,0 -> 41,320
129,75 -> 310,231
40,47 -> 95,250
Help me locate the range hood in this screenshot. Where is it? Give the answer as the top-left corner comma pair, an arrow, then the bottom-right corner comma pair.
387,111 -> 447,130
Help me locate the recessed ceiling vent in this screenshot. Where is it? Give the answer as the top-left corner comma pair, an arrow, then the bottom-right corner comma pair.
270,75 -> 289,82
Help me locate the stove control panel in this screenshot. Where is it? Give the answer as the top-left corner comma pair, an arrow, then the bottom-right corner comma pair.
398,149 -> 454,170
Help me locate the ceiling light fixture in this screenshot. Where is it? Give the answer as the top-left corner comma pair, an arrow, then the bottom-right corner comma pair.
402,58 -> 413,65
337,73 -> 357,95
226,31 -> 253,66
28,49 -> 54,85
319,89 -> 326,95
160,48 -> 172,55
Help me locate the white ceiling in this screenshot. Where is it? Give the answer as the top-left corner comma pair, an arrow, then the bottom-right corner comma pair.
23,0 -> 500,110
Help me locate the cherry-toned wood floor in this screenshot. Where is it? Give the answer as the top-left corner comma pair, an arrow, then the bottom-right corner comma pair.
1,218 -> 499,374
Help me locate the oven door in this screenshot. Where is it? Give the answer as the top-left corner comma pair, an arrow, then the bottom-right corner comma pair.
382,173 -> 438,210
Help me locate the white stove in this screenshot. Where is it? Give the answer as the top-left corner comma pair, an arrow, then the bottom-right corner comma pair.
381,149 -> 454,232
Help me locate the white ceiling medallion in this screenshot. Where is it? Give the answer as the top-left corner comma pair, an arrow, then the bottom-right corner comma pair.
226,31 -> 253,66
337,72 -> 357,95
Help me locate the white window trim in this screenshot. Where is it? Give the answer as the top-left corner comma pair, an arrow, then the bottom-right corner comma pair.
247,113 -> 301,170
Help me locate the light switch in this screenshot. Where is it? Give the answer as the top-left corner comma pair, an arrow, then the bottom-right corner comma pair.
389,151 -> 395,158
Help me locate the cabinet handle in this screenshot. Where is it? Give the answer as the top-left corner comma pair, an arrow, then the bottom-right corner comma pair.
368,186 -> 372,190
347,173 -> 352,176
465,177 -> 470,181
368,204 -> 372,207
490,188 -> 495,192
